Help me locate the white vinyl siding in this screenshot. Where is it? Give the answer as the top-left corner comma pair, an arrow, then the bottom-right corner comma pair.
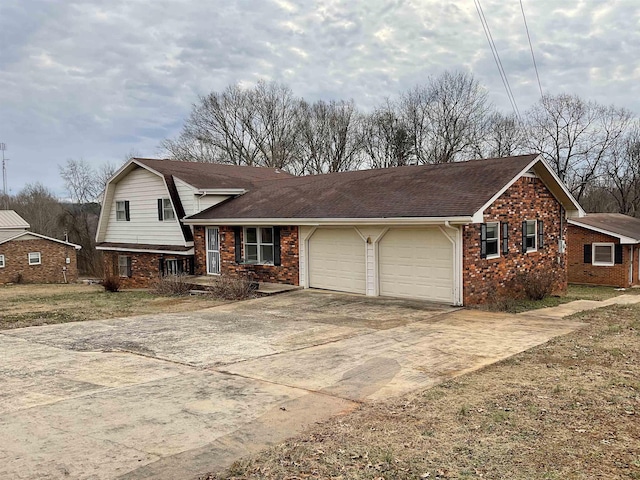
103,167 -> 187,245
174,179 -> 196,216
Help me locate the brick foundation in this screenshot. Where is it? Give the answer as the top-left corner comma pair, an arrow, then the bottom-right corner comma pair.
0,238 -> 79,284
194,226 -> 299,285
463,177 -> 567,305
102,251 -> 192,288
567,225 -> 637,287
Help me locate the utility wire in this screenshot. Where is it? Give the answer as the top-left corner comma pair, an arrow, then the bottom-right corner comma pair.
474,0 -> 521,118
520,0 -> 544,99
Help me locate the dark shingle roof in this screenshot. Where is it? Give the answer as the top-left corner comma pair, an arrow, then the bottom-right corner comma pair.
134,158 -> 292,189
187,154 -> 539,220
570,213 -> 640,242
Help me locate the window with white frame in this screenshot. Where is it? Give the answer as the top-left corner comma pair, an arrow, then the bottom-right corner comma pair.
118,255 -> 132,277
0,254 -> 4,268
116,201 -> 129,221
525,220 -> 537,252
159,198 -> 175,221
592,243 -> 614,266
28,252 -> 41,265
244,227 -> 274,264
486,222 -> 500,258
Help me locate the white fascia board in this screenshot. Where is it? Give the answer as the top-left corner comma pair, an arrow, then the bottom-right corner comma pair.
96,246 -> 195,255
473,155 -> 586,221
567,219 -> 639,244
0,231 -> 82,249
196,188 -> 247,195
183,216 -> 474,226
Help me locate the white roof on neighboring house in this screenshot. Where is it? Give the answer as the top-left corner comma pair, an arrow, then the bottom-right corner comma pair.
0,210 -> 30,229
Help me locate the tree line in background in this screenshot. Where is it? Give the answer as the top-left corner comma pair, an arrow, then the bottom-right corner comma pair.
163,71 -> 640,216
3,70 -> 639,275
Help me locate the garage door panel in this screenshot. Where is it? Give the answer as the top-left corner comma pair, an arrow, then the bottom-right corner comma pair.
308,228 -> 366,294
379,228 -> 453,303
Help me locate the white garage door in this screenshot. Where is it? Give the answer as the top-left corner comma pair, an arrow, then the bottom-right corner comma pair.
308,228 -> 366,294
378,228 -> 454,303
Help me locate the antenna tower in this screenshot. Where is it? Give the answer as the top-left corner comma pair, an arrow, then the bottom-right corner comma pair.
0,143 -> 7,196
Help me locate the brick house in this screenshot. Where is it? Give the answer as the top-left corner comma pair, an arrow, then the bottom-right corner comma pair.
96,155 -> 584,305
567,213 -> 640,288
0,210 -> 81,284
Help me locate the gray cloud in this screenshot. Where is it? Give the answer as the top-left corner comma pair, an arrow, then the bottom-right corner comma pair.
0,0 -> 639,195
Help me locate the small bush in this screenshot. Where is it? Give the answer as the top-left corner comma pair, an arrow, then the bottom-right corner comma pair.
511,266 -> 561,301
102,275 -> 121,292
209,275 -> 257,300
151,274 -> 192,296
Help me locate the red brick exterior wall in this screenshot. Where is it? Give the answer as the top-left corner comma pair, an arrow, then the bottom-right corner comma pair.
102,251 -> 190,288
463,177 -> 567,305
0,238 -> 79,284
567,225 -> 636,287
194,225 -> 299,285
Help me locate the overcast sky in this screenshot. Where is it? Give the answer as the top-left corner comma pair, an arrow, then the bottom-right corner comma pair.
1,0 -> 639,197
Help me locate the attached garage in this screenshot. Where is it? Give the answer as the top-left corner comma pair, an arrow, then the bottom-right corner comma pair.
308,228 -> 366,294
378,228 -> 454,303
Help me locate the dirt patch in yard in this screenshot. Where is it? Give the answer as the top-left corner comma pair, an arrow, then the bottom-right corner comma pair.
205,304 -> 640,480
0,284 -> 225,330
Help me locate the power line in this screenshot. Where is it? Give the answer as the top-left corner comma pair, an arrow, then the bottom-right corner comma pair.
474,0 -> 521,118
520,0 -> 544,99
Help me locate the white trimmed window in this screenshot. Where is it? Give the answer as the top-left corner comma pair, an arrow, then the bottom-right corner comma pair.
592,243 -> 615,266
244,227 -> 274,264
525,220 -> 537,252
486,222 -> 500,258
116,201 -> 130,221
0,254 -> 4,268
158,198 -> 175,221
28,252 -> 41,265
118,255 -> 132,277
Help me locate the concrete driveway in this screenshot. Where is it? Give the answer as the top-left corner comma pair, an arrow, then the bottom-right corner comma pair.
0,290 -> 585,479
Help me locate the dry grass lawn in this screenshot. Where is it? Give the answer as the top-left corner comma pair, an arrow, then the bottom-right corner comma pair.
207,304 -> 640,480
0,283 -> 225,329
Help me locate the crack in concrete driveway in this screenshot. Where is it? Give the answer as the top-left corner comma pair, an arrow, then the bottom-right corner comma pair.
0,290 -> 585,479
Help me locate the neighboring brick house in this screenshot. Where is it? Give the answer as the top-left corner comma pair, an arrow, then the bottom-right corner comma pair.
567,213 -> 640,288
0,210 -> 81,284
97,155 -> 584,304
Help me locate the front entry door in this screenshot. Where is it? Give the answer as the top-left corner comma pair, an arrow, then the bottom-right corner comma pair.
206,227 -> 220,275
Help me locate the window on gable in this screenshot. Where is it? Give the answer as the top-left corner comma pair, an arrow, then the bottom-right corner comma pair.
592,243 -> 614,266
118,255 -> 132,277
525,220 -> 537,252
158,198 -> 175,221
116,201 -> 130,221
28,252 -> 41,265
486,222 -> 500,258
244,227 -> 274,264
0,254 -> 4,268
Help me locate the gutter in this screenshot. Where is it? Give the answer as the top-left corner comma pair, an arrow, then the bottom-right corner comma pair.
182,216 -> 475,227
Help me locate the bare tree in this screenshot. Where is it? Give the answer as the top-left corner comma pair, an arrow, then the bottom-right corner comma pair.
10,183 -> 65,238
360,101 -> 414,169
296,99 -> 362,174
602,123 -> 640,216
162,81 -> 302,170
398,71 -> 492,164
524,94 -> 633,201
479,112 -> 526,158
59,158 -> 101,204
